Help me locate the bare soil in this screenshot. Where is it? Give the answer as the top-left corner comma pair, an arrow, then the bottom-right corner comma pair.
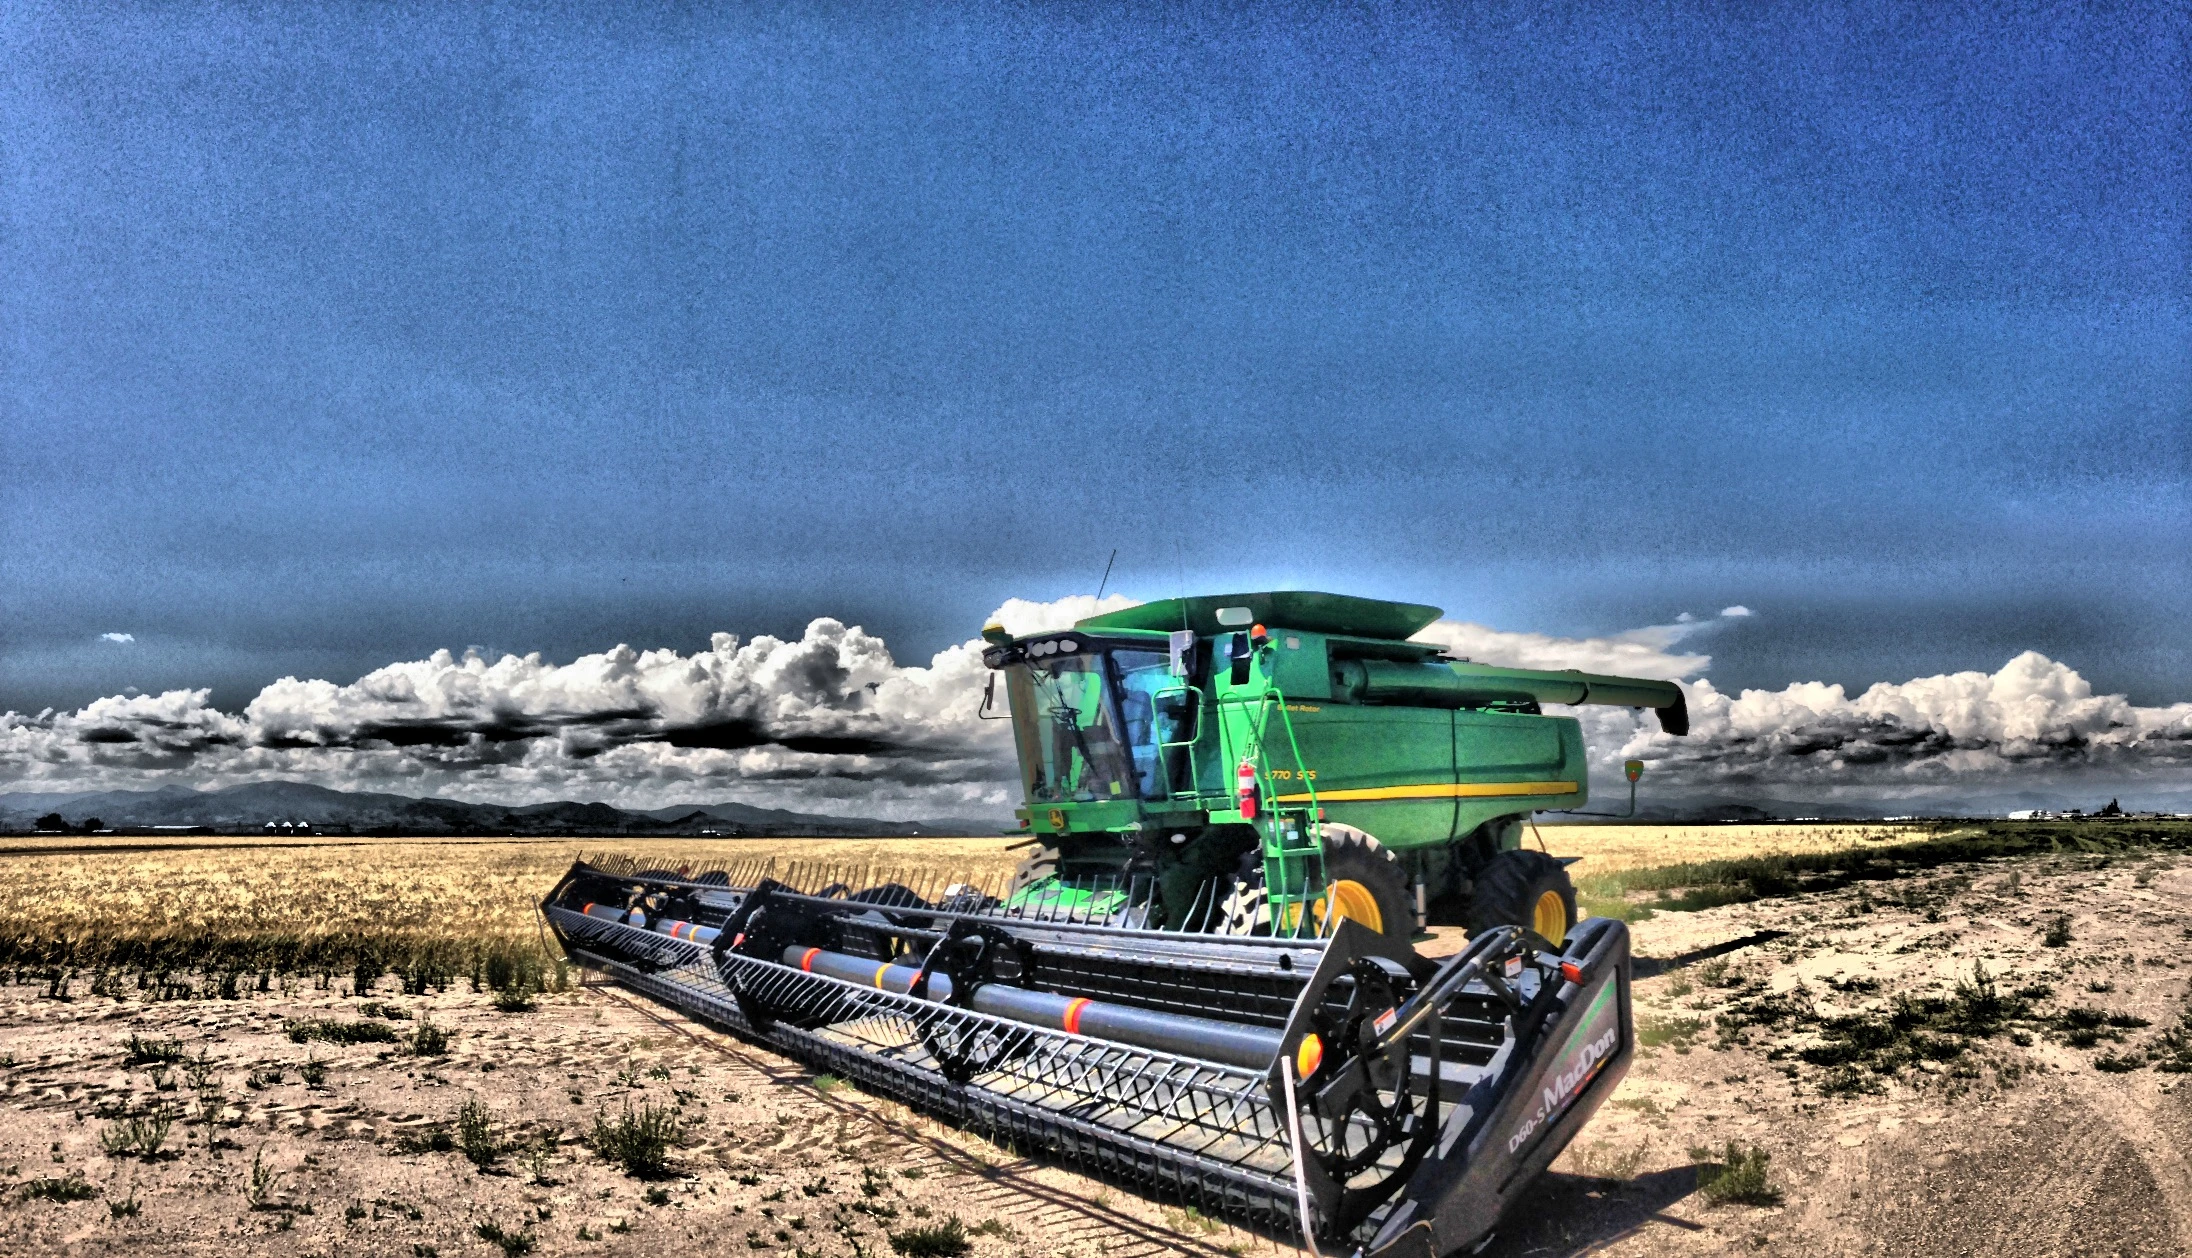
1,846 -> 2185,1257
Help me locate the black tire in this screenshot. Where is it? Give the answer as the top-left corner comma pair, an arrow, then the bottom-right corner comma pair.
1008,845 -> 1059,896
1465,849 -> 1576,945
1219,825 -> 1415,940
1318,825 -> 1416,940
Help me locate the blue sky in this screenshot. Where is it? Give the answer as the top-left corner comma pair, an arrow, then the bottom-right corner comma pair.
4,1 -> 2187,730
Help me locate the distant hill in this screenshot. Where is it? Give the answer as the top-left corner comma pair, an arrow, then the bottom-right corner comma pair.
0,781 -> 1010,838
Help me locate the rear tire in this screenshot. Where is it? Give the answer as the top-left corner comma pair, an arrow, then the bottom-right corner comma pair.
1466,849 -> 1576,945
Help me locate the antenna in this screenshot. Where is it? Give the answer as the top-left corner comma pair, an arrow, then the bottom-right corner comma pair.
1095,548 -> 1117,600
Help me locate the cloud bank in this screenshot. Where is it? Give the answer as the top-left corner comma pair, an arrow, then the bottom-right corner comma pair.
4,599 -> 2187,816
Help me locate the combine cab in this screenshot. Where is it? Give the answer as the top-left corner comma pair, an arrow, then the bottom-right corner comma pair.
543,590 -> 1684,1255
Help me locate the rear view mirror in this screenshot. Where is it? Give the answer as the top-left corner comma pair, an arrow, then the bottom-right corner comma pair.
1168,629 -> 1195,677
1228,634 -> 1252,686
978,672 -> 1008,720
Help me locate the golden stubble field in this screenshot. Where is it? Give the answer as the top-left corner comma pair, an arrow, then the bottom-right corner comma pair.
0,835 -> 1029,952
0,824 -> 1897,953
1,822 -> 2188,1258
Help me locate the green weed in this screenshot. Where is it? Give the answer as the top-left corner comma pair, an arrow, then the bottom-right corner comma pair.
589,1101 -> 684,1179
283,1018 -> 400,1046
474,1221 -> 537,1257
457,1096 -> 500,1169
1694,1141 -> 1780,1206
19,1175 -> 97,1203
123,1035 -> 184,1066
887,1217 -> 970,1257
410,1019 -> 450,1057
99,1109 -> 175,1160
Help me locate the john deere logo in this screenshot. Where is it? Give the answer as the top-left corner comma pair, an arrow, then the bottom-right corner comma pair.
1048,809 -> 1066,830
1624,759 -> 1644,783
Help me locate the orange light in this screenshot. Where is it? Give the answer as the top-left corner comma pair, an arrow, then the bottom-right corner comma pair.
1295,1033 -> 1324,1080
1559,961 -> 1584,985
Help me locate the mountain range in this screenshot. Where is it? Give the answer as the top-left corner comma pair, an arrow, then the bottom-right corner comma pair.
0,781 -> 1009,838
2,779 -> 2175,838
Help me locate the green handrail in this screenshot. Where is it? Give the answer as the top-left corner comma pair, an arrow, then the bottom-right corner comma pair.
1224,688 -> 1327,938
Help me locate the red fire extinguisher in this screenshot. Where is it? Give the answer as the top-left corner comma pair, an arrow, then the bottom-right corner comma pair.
1236,759 -> 1260,821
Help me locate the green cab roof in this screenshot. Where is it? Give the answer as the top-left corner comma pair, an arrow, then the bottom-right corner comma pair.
1075,591 -> 1443,641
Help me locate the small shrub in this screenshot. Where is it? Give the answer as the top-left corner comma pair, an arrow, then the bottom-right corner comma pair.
247,1146 -> 282,1209
643,1185 -> 671,1206
19,1175 -> 97,1203
589,1101 -> 683,1179
2043,915 -> 2073,947
887,1217 -> 970,1257
99,1110 -> 175,1160
392,1126 -> 456,1155
300,1055 -> 328,1087
491,987 -> 537,1014
358,1001 -> 411,1021
457,1097 -> 500,1169
410,1019 -> 450,1057
474,1221 -> 537,1257
182,1049 -> 218,1091
124,1035 -> 184,1066
2095,1051 -> 2147,1073
109,1190 -> 141,1218
1638,1015 -> 1701,1049
284,1019 -> 399,1046
1695,1141 -> 1781,1207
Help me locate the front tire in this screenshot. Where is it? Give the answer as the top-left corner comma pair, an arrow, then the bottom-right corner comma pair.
1466,849 -> 1576,945
1316,825 -> 1415,939
1218,824 -> 1415,940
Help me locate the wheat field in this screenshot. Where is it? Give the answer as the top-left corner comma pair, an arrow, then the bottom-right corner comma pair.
0,825 -> 1893,979
1533,822 -> 1925,878
0,835 -> 1024,984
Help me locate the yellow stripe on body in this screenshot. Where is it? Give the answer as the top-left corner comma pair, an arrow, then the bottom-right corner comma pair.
1273,780 -> 1579,804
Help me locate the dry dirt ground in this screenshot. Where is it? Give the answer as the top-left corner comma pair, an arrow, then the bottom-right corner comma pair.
1,842 -> 2187,1258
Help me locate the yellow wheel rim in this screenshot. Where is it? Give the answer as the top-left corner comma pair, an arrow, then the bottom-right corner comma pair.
1317,879 -> 1384,936
1533,889 -> 1568,944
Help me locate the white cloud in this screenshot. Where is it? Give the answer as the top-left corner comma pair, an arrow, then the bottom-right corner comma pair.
4,596 -> 2187,815
1411,617 -> 1712,680
1720,606 -> 1753,618
982,593 -> 1139,638
99,633 -> 135,645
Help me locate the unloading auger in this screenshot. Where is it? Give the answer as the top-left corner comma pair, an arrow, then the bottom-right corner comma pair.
542,855 -> 1636,1257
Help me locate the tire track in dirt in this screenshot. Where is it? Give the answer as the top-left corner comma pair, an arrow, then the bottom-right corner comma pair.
596,983 -> 1291,1258
2055,1067 -> 2192,1248
1836,1081 -> 2181,1258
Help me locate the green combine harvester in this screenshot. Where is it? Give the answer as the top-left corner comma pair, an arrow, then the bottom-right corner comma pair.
543,590 -> 1689,1256
984,590 -> 1687,943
